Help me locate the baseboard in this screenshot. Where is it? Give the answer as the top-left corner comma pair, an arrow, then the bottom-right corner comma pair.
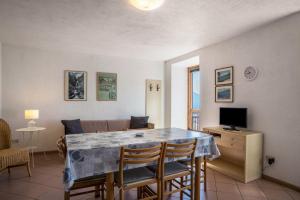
262,174 -> 300,192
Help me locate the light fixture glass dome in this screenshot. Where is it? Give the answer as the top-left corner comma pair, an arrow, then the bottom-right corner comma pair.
129,0 -> 165,11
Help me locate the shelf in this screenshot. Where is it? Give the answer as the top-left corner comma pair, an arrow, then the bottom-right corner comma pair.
207,159 -> 245,182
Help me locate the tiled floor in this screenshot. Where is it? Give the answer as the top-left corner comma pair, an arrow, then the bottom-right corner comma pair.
0,153 -> 299,200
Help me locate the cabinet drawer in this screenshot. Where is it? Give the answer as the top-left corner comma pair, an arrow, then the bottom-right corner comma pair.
221,135 -> 245,150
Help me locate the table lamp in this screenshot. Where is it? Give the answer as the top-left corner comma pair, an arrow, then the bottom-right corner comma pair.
25,110 -> 39,127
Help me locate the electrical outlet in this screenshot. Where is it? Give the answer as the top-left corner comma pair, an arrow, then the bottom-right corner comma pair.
11,139 -> 19,144
266,156 -> 275,166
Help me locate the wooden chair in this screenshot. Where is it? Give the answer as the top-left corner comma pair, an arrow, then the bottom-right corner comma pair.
148,140 -> 197,200
57,136 -> 106,200
0,119 -> 31,176
179,156 -> 207,192
115,144 -> 164,200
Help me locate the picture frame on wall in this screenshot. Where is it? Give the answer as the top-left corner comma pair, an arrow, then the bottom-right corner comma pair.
64,70 -> 87,101
215,85 -> 233,103
215,66 -> 233,85
96,72 -> 117,101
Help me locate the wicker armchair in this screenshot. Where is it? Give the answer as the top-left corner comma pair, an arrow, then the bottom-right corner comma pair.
0,119 -> 31,176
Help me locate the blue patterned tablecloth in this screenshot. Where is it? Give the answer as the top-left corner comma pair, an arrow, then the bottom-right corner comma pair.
64,128 -> 220,190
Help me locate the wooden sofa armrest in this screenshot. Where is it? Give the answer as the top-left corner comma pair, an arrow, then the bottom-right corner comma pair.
147,123 -> 155,129
56,136 -> 66,159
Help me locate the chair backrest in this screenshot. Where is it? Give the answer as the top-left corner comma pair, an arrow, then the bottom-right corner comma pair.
119,143 -> 163,185
162,140 -> 197,175
0,119 -> 11,149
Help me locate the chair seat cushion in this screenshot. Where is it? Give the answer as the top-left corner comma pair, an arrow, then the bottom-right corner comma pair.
178,158 -> 192,164
115,167 -> 155,185
148,162 -> 189,176
0,148 -> 30,170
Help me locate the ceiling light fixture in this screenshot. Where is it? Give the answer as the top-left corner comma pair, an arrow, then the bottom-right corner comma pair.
129,0 -> 165,11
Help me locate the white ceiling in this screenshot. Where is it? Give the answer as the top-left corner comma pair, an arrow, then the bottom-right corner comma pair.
0,0 -> 300,61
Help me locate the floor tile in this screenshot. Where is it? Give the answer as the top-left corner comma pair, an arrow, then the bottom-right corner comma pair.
242,196 -> 267,200
21,173 -> 64,189
1,153 -> 299,200
216,182 -> 240,194
37,188 -> 64,200
0,191 -> 34,200
200,191 -> 218,200
217,191 -> 243,200
256,179 -> 285,190
0,180 -> 51,198
238,184 -> 266,198
203,180 -> 217,191
214,173 -> 237,184
285,188 -> 300,200
262,188 -> 293,200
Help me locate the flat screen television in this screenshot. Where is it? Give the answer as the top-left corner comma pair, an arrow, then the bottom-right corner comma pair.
220,107 -> 247,130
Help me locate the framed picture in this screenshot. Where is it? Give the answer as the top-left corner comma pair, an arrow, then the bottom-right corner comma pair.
96,72 -> 117,101
215,85 -> 233,103
64,70 -> 87,101
215,66 -> 233,85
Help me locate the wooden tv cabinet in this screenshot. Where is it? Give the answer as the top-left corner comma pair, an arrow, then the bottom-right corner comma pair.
203,127 -> 263,183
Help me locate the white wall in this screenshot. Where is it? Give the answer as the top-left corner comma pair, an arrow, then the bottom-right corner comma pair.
171,65 -> 187,129
0,43 -> 2,117
165,13 -> 300,187
170,56 -> 199,129
2,44 -> 164,151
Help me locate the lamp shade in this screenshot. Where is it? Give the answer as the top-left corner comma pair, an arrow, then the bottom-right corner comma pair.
129,0 -> 165,11
25,110 -> 39,120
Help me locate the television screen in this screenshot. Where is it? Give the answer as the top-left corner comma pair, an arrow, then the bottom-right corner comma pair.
220,107 -> 247,128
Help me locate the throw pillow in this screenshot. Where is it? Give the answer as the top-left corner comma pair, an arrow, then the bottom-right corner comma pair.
130,116 -> 149,129
61,119 -> 84,135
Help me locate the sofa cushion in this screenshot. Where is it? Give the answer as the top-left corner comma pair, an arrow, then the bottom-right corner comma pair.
130,116 -> 149,129
61,119 -> 84,135
107,120 -> 130,131
80,120 -> 108,133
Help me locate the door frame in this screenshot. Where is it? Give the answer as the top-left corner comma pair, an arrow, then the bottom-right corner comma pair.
187,65 -> 200,130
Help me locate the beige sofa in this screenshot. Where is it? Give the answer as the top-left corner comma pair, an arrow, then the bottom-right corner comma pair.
80,119 -> 155,133
57,119 -> 155,158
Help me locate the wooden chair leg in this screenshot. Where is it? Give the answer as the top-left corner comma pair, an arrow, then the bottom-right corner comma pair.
7,167 -> 11,175
191,171 -> 194,200
26,162 -> 32,177
180,177 -> 183,200
101,184 -> 105,200
203,156 -> 207,192
119,188 -> 124,200
157,181 -> 162,200
169,180 -> 172,192
64,191 -> 70,200
95,185 -> 100,197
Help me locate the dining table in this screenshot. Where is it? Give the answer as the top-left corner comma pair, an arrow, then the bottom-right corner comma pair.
63,128 -> 220,200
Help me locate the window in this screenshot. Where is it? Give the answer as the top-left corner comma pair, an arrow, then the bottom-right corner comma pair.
188,66 -> 200,131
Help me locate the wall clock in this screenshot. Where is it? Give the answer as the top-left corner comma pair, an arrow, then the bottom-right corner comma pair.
244,66 -> 258,81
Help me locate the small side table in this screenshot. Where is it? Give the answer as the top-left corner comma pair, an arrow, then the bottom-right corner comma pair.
16,127 -> 46,168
